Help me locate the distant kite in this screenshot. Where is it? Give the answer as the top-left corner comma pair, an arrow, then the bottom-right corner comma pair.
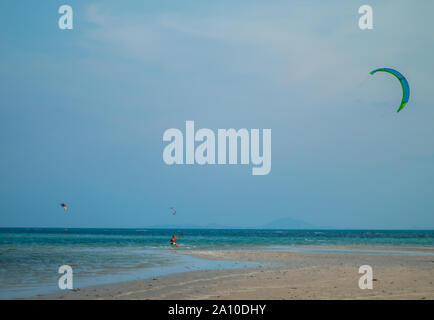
370,68 -> 410,112
61,203 -> 67,211
170,207 -> 176,215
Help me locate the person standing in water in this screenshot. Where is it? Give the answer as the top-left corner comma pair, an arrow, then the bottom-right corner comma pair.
170,234 -> 182,247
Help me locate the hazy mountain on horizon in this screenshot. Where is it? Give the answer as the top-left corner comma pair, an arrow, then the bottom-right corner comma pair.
259,217 -> 316,229
146,217 -> 317,229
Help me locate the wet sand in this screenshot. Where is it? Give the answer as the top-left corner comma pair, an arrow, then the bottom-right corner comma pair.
33,248 -> 434,300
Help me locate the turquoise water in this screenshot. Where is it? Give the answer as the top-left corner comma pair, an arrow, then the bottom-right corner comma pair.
0,228 -> 433,299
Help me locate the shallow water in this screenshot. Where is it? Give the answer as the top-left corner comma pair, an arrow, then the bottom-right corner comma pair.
268,245 -> 434,256
1,228 -> 433,299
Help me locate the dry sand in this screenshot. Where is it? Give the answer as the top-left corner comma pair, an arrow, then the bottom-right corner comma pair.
34,248 -> 434,300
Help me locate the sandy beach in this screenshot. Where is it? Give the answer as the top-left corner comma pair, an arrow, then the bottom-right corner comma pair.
34,247 -> 434,300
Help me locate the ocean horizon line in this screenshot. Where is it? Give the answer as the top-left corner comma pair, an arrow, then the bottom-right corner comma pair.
1,226 -> 433,231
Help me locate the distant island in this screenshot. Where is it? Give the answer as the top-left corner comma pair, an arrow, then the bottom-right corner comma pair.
146,217 -> 317,229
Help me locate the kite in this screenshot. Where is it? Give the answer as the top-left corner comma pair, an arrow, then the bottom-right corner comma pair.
370,68 -> 410,112
61,203 -> 67,211
170,207 -> 176,215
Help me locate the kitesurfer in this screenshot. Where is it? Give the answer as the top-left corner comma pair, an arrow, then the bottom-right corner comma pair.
170,234 -> 182,247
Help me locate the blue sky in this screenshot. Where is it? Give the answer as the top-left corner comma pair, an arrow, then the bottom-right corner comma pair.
0,0 -> 433,228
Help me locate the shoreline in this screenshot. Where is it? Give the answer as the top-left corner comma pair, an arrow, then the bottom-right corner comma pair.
284,244 -> 434,252
31,245 -> 434,300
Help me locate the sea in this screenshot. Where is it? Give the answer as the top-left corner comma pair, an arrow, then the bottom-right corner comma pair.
1,228 -> 433,299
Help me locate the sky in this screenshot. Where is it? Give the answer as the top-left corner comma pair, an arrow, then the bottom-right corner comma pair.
0,0 -> 433,229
